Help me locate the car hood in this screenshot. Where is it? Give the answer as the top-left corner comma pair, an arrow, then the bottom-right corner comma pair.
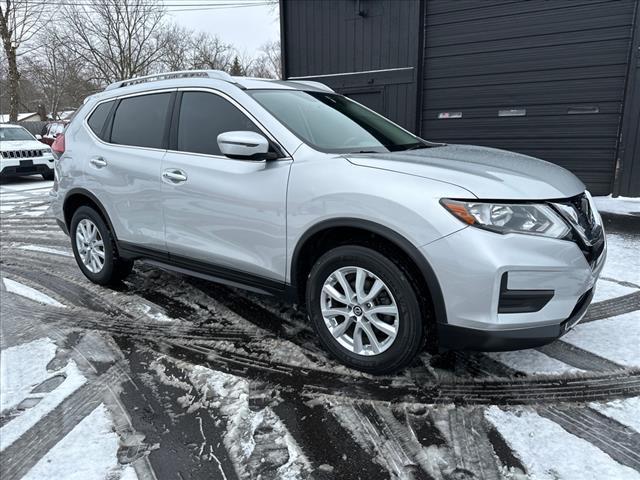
0,139 -> 47,152
346,144 -> 585,200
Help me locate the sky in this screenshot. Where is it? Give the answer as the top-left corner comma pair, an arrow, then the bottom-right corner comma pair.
167,1 -> 281,56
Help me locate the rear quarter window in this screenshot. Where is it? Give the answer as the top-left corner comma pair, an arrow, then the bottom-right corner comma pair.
87,101 -> 114,140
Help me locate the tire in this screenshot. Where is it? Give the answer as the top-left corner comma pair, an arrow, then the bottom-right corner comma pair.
306,245 -> 425,374
42,171 -> 54,181
70,206 -> 133,285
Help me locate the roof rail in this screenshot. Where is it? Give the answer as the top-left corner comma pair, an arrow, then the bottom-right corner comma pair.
104,70 -> 239,91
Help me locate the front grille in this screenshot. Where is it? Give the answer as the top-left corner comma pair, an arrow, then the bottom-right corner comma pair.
1,149 -> 45,159
1,150 -> 44,159
551,193 -> 605,267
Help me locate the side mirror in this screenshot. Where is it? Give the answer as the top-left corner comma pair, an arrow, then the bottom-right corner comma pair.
35,134 -> 42,140
217,131 -> 270,160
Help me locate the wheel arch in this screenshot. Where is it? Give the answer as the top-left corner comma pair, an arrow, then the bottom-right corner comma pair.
290,218 -> 448,326
63,188 -> 118,240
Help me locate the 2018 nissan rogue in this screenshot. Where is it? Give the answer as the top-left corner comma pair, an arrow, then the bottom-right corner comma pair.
49,70 -> 606,374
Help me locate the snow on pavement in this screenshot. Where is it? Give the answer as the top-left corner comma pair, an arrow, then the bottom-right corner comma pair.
484,406 -> 640,480
17,245 -> 73,258
2,277 -> 65,308
601,233 -> 640,287
590,397 -> 640,432
0,339 -> 87,451
0,338 -> 57,414
187,365 -> 312,479
563,311 -> 640,368
595,195 -> 640,217
21,403 -> 136,480
594,277 -> 638,303
487,349 -> 584,375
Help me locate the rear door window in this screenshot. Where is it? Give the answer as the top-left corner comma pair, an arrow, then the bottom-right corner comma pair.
176,91 -> 260,156
111,93 -> 172,149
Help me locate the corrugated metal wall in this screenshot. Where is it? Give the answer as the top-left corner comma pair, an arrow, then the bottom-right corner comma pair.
421,0 -> 638,195
616,1 -> 640,197
281,0 -> 422,131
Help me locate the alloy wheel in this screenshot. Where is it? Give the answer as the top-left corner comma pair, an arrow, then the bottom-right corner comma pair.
320,266 -> 399,356
75,218 -> 105,273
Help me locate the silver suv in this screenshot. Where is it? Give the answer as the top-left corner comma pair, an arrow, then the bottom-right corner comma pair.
50,70 -> 606,374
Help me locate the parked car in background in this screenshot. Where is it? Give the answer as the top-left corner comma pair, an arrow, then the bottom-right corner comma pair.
0,124 -> 56,180
39,121 -> 69,146
50,70 -> 606,374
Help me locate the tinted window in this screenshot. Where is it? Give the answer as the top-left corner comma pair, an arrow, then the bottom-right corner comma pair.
111,93 -> 171,148
87,102 -> 113,139
177,92 -> 260,156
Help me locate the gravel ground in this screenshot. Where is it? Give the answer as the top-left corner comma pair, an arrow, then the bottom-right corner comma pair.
1,176 -> 639,480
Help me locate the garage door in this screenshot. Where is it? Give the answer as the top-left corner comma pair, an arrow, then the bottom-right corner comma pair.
421,0 -> 638,195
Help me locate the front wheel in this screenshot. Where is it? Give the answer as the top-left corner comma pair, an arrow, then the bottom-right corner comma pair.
306,245 -> 425,374
70,206 -> 133,285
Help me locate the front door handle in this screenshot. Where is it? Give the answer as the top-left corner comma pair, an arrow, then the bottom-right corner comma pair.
162,169 -> 188,184
90,157 -> 107,168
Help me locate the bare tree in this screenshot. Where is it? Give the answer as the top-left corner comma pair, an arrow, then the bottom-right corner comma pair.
59,0 -> 167,85
191,32 -> 234,71
0,0 -> 49,120
248,40 -> 281,79
158,25 -> 234,73
24,28 -> 98,118
158,23 -> 192,72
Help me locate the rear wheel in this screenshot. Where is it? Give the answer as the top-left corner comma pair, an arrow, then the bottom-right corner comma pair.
306,245 -> 425,374
70,206 -> 133,285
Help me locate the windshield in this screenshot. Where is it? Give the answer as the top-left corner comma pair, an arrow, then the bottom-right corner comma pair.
248,89 -> 433,154
0,126 -> 35,142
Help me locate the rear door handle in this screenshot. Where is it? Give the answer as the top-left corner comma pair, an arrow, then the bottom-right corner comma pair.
162,169 -> 188,184
90,157 -> 107,168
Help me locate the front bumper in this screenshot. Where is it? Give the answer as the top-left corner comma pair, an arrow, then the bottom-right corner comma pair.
1,157 -> 54,177
438,287 -> 594,350
422,223 -> 605,351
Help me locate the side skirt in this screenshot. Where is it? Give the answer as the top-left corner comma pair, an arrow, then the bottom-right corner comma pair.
118,241 -> 295,300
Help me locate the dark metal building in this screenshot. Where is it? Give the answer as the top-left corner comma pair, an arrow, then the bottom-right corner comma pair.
280,0 -> 640,196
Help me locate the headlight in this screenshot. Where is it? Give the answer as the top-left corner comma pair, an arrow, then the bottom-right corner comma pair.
441,199 -> 570,238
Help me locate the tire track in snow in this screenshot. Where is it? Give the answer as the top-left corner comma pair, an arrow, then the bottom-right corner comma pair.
433,407 -> 504,480
536,340 -> 625,372
538,405 -> 640,472
582,291 -> 640,323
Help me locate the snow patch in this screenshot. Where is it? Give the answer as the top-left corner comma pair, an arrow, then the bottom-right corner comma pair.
17,245 -> 73,257
593,278 -> 638,303
2,277 -> 65,307
0,338 -> 57,414
563,311 -> 640,367
590,397 -> 640,432
485,406 -> 640,480
594,195 -> 640,217
136,302 -> 176,323
0,357 -> 87,451
187,365 -> 312,479
601,234 -> 640,287
21,404 -> 132,480
487,349 -> 584,375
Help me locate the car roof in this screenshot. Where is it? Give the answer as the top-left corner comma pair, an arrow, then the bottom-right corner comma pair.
92,70 -> 334,103
0,123 -> 24,129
